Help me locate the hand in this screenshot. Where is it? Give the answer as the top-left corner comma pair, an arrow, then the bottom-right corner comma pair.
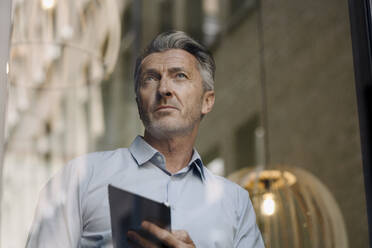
127,221 -> 196,248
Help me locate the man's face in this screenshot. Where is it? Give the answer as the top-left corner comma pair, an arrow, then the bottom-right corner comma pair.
137,49 -> 214,138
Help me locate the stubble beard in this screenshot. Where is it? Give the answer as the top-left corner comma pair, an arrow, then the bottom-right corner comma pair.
139,101 -> 202,139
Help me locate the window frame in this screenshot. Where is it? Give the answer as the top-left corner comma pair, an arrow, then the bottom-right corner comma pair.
348,0 -> 372,246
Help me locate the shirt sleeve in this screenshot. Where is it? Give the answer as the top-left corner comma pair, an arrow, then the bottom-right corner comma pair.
25,159 -> 88,248
233,188 -> 265,248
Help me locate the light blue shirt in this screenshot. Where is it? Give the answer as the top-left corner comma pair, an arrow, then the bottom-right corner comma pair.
26,136 -> 264,247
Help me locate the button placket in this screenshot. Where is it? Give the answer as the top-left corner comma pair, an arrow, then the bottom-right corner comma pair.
167,176 -> 179,210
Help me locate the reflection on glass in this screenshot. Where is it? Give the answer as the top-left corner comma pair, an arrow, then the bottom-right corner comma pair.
41,0 -> 56,10
3,0 -> 121,246
206,157 -> 225,176
202,0 -> 220,46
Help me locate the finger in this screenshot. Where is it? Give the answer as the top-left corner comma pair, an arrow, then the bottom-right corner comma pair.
172,230 -> 193,244
127,230 -> 158,248
141,221 -> 180,246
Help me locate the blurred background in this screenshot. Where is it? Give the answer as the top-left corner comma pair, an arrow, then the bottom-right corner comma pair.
0,0 -> 367,247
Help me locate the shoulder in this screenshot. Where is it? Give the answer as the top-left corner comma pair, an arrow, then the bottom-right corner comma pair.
69,148 -> 130,167
203,167 -> 246,191
66,148 -> 131,172
49,148 -> 132,187
203,167 -> 250,205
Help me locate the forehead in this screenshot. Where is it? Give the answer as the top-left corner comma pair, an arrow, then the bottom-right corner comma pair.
141,49 -> 199,72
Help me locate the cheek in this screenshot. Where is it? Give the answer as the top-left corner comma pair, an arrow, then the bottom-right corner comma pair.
138,90 -> 154,108
137,98 -> 150,117
186,95 -> 204,113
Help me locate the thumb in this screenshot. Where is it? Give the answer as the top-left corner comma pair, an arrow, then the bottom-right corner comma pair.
171,230 -> 194,244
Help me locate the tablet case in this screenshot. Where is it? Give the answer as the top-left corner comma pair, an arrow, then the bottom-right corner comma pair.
108,184 -> 171,248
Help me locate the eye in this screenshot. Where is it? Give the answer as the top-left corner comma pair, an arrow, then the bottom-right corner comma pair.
175,73 -> 187,79
144,75 -> 157,83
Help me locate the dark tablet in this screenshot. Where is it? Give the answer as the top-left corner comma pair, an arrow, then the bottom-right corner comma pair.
108,184 -> 171,248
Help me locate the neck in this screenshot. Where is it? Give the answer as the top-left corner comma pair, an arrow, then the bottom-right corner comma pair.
144,128 -> 198,174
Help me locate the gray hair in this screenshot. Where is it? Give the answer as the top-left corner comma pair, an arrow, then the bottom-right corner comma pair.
134,31 -> 215,96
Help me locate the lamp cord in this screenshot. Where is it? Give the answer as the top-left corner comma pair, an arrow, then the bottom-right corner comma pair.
256,0 -> 271,168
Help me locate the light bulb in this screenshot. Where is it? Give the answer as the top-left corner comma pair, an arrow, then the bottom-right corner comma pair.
6,62 -> 9,75
41,0 -> 56,10
261,193 -> 275,216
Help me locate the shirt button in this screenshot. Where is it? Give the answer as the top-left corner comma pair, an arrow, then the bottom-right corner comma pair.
157,155 -> 163,163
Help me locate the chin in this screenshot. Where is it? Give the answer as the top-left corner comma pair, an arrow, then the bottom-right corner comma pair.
145,121 -> 194,138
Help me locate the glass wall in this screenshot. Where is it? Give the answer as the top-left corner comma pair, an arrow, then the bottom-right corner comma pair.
2,0 -> 368,247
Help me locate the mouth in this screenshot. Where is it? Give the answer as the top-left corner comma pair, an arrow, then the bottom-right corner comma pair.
155,105 -> 178,112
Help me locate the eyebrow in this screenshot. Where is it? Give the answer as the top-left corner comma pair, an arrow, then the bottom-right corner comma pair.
141,68 -> 159,76
168,67 -> 187,74
142,67 -> 188,75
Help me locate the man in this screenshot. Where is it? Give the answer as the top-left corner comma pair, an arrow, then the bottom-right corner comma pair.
26,31 -> 264,247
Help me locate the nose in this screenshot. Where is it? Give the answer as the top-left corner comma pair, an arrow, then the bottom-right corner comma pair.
157,77 -> 173,98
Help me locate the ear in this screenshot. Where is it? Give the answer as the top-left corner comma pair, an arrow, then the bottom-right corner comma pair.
201,90 -> 215,115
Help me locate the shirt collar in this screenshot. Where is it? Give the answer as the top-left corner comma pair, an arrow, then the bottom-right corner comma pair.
189,149 -> 205,181
129,135 -> 206,181
129,136 -> 158,166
